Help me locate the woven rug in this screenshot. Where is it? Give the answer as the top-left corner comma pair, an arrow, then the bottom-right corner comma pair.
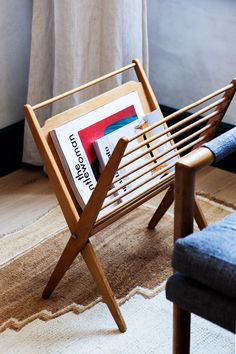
0,193 -> 235,353
1,290 -> 234,354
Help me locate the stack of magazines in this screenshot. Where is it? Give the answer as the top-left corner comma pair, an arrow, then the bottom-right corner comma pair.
50,91 -> 177,212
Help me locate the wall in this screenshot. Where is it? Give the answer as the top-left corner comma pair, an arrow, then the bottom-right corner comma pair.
147,0 -> 236,125
0,0 -> 32,129
1,1 -> 235,129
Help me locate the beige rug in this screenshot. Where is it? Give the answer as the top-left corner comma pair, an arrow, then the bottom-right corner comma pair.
1,290 -> 234,354
0,193 -> 235,336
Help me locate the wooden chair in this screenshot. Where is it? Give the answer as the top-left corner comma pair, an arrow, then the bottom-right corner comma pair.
24,59 -> 236,332
166,127 -> 236,354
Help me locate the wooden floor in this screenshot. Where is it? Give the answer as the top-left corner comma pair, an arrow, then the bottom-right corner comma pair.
0,166 -> 235,235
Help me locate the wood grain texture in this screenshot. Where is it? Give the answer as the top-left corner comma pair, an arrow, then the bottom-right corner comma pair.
173,305 -> 191,354
33,63 -> 136,110
1,166 -> 235,236
173,147 -> 215,354
0,168 -> 58,235
22,61 -> 236,333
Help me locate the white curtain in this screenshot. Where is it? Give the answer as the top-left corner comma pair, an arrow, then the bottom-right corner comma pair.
23,0 -> 148,165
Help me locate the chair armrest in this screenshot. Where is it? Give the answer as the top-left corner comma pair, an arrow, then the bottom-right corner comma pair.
174,127 -> 236,241
174,147 -> 214,241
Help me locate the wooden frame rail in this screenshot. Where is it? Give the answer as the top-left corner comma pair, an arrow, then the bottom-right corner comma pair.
24,59 -> 236,333
173,147 -> 214,354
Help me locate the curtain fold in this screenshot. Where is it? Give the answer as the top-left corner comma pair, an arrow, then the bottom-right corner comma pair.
23,0 -> 148,165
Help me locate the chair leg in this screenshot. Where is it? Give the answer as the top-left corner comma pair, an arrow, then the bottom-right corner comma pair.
148,186 -> 174,229
42,237 -> 81,299
194,198 -> 207,230
173,304 -> 191,354
81,241 -> 127,333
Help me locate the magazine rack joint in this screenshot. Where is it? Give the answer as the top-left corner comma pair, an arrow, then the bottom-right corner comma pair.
24,59 -> 236,332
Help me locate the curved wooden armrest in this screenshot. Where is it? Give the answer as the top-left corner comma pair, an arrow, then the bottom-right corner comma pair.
174,147 -> 214,241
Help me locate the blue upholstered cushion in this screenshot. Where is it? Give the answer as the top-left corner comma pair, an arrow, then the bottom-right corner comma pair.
166,273 -> 236,333
203,127 -> 236,163
172,212 -> 236,299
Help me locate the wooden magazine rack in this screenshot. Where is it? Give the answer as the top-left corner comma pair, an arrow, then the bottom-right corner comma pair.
24,59 -> 236,332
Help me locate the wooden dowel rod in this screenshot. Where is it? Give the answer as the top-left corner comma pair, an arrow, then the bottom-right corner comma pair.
32,63 -> 136,110
126,96 -> 226,147
103,135 -> 206,209
24,105 -> 80,230
107,159 -> 175,200
126,84 -> 232,143
102,164 -> 176,210
106,134 -> 207,200
111,122 -> 213,186
133,58 -> 159,111
97,173 -> 174,222
94,177 -> 174,230
119,110 -> 219,171
127,95 -> 228,143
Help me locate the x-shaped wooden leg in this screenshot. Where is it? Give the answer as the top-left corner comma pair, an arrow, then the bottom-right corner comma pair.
148,185 -> 207,231
42,139 -> 128,332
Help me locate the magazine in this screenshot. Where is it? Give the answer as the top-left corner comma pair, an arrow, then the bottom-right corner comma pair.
93,109 -> 178,205
50,91 -> 144,209
136,109 -> 178,173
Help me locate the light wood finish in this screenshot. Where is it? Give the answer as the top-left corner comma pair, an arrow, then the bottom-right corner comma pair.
43,81 -> 151,133
42,138 -> 128,296
92,178 -> 174,234
173,147 -> 215,354
194,198 -> 208,230
33,63 -> 136,110
98,173 -> 175,222
148,186 -> 174,230
103,134 -> 206,208
24,104 -> 81,231
121,112 -> 216,169
109,129 -> 210,198
197,78 -> 236,145
126,97 -> 225,146
174,147 -> 214,241
24,59 -> 236,332
2,166 -> 235,237
81,241 -> 127,332
24,60 -> 158,331
112,123 -> 213,186
133,59 -> 160,111
147,184 -> 208,233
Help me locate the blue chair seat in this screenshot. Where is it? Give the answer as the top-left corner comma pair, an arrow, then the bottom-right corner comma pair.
172,212 -> 236,299
166,273 -> 236,332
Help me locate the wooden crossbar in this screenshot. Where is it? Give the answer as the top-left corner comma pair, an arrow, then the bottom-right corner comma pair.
102,133 -> 208,210
24,58 -> 236,334
107,122 -> 214,196
125,97 -> 226,151
119,110 -> 220,172
32,63 -> 136,110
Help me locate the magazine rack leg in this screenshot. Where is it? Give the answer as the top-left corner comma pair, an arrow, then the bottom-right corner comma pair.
148,186 -> 207,231
148,186 -> 174,229
42,237 -> 83,299
43,239 -> 126,332
42,138 -> 128,332
194,198 -> 207,230
82,241 -> 127,332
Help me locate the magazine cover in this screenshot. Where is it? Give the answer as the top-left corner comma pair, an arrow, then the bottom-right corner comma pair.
50,91 -> 144,209
78,105 -> 140,179
93,109 -> 178,205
